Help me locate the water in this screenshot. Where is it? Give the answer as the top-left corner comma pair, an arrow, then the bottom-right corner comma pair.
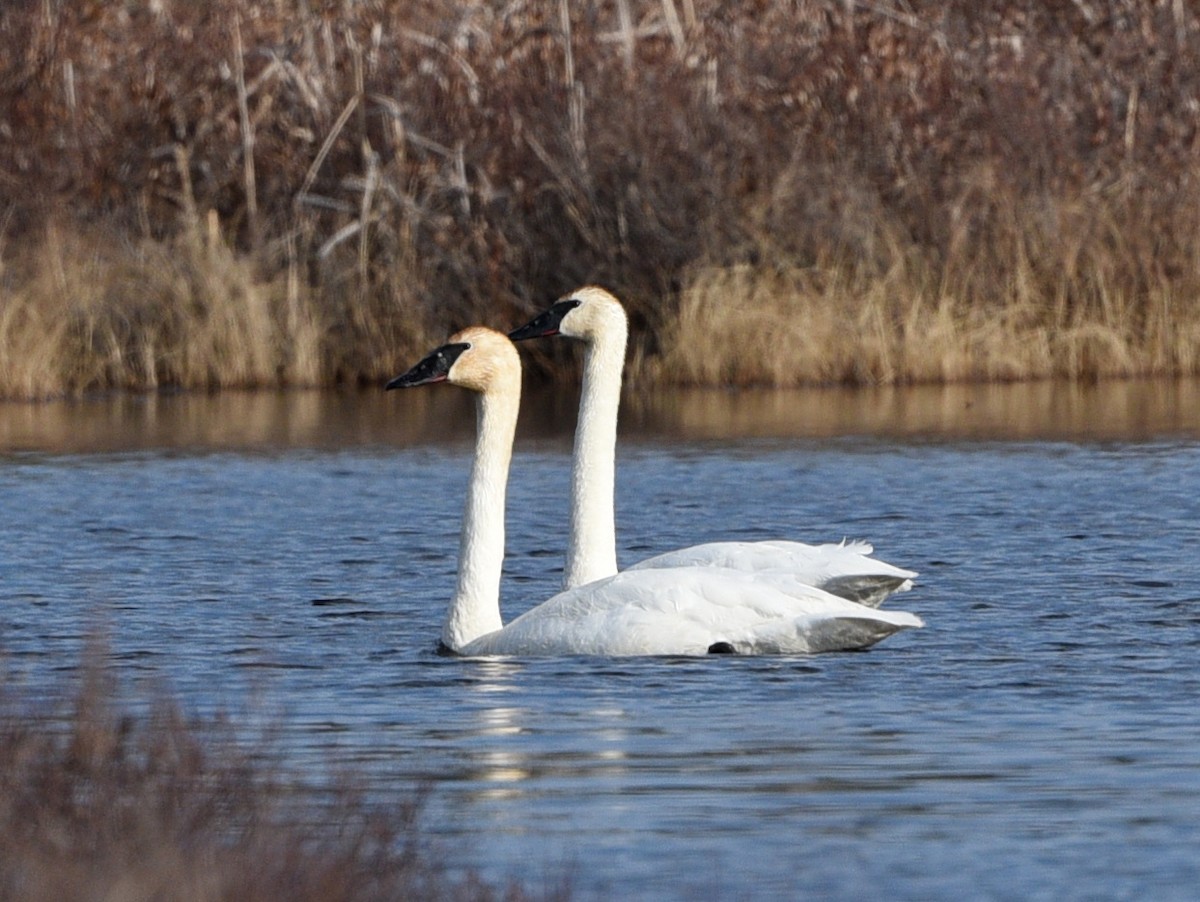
3,385 -> 1200,900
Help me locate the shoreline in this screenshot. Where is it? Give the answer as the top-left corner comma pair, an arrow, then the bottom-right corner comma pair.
5,377 -> 1200,454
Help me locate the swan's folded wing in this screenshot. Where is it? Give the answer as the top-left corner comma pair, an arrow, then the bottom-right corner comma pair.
627,540 -> 917,607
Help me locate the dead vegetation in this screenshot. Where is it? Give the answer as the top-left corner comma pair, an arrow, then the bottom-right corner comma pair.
2,1 -> 1200,396
0,643 -> 561,901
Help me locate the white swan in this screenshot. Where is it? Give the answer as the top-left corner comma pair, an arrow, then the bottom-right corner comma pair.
508,286 -> 917,605
386,326 -> 922,656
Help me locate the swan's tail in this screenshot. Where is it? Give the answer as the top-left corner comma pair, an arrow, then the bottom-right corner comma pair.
802,611 -> 924,653
821,573 -> 915,608
734,609 -> 924,655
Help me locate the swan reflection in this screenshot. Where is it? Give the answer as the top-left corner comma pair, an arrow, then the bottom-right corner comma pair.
462,660 -> 529,799
460,663 -> 632,804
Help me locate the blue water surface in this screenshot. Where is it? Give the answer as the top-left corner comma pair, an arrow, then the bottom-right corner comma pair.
2,421 -> 1199,900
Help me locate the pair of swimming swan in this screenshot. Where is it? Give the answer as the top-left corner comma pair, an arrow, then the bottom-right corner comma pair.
387,287 -> 922,656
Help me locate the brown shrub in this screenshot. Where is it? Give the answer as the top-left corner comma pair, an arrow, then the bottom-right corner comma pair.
3,0 -> 1200,394
0,641 -> 559,901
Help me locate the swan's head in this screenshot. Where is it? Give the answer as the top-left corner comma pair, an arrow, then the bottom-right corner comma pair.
386,326 -> 520,394
509,285 -> 627,344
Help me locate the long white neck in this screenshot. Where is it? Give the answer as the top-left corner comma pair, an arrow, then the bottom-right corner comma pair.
443,386 -> 519,650
564,317 -> 626,589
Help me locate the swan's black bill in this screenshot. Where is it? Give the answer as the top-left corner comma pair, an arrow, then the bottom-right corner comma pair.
386,342 -> 470,389
508,299 -> 582,341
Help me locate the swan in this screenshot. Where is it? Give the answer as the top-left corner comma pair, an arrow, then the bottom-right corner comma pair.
385,326 -> 922,656
508,286 -> 917,605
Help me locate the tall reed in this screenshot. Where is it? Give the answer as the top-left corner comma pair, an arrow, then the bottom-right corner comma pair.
658,184 -> 1200,386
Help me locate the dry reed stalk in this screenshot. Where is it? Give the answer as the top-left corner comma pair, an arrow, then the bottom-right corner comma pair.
232,14 -> 260,255
557,0 -> 587,166
614,0 -> 635,76
660,0 -> 686,54
297,94 -> 361,211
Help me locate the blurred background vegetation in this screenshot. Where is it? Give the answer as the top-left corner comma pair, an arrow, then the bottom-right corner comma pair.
3,0 -> 1200,398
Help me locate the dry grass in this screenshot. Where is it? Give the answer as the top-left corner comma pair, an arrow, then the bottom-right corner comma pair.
0,642 -> 561,902
3,1 -> 1200,396
3,221 -> 312,396
656,158 -> 1200,386
658,210 -> 1200,387
0,216 -> 448,397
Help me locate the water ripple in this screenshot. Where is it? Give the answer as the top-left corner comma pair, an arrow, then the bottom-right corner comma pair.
3,438 -> 1200,900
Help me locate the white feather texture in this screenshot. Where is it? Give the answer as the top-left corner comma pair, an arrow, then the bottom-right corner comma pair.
510,287 -> 917,607
628,540 -> 915,608
462,567 -> 922,657
388,327 -> 923,657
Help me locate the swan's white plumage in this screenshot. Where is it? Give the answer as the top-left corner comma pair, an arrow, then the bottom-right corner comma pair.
388,327 -> 923,657
461,566 -> 921,657
509,286 -> 918,607
629,540 -> 915,608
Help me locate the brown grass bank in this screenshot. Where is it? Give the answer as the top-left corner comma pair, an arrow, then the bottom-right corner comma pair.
0,645 -> 564,901
3,1 -> 1200,398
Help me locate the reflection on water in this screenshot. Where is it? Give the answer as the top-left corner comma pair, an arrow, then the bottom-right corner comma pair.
466,661 -> 531,800
470,708 -> 530,800
458,659 -> 638,810
628,377 -> 1200,441
4,378 -> 1200,452
0,388 -> 476,453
